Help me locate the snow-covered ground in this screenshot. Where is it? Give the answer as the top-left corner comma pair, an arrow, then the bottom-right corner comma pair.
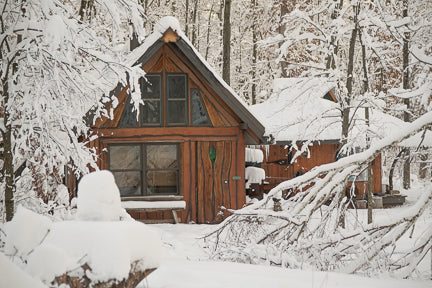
140,186 -> 432,288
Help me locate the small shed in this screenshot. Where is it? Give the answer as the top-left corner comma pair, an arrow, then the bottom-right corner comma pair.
86,17 -> 265,223
250,78 -> 406,199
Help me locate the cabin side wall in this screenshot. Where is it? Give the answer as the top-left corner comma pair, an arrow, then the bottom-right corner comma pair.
262,144 -> 382,197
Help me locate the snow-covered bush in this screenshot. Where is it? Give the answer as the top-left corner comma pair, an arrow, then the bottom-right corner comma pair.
1,171 -> 161,287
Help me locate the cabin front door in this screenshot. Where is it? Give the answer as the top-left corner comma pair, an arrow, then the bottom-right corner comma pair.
195,140 -> 241,223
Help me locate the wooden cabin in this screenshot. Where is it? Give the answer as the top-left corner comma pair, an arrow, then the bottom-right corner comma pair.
249,78 -> 401,200
84,17 -> 265,224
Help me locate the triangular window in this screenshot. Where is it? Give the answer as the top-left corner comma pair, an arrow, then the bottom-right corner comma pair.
191,88 -> 210,126
118,95 -> 138,127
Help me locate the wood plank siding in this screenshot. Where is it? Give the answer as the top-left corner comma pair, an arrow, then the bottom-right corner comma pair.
262,144 -> 382,198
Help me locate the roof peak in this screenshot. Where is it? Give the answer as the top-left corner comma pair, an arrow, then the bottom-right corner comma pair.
154,16 -> 181,34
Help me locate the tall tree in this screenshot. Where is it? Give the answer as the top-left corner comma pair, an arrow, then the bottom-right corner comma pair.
0,0 -> 145,221
402,0 -> 411,189
222,0 -> 231,84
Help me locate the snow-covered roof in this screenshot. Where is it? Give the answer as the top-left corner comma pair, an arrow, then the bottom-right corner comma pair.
250,78 -> 408,147
250,78 -> 340,143
126,16 -> 266,144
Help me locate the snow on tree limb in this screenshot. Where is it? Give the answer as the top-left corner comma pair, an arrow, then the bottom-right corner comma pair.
208,109 -> 432,277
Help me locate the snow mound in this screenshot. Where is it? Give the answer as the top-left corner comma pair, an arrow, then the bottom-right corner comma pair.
2,171 -> 162,285
3,206 -> 52,257
0,252 -> 47,288
76,170 -> 123,221
26,220 -> 162,283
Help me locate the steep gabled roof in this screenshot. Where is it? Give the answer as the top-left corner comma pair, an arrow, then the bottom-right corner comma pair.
125,16 -> 266,144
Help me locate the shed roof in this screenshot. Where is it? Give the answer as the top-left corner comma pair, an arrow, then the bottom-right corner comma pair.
250,78 -> 408,147
126,17 -> 266,144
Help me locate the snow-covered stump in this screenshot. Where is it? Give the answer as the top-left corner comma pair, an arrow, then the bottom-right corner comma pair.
2,171 -> 162,287
52,262 -> 156,288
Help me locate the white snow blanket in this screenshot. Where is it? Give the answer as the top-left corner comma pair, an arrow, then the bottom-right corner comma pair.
2,170 -> 162,284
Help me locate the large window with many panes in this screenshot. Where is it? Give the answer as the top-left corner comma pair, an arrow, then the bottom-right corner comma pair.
118,73 -> 210,127
108,143 -> 179,197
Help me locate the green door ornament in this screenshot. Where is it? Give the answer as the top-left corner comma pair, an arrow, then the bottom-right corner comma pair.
209,146 -> 216,165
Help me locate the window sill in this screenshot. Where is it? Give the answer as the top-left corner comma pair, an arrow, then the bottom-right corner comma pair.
121,195 -> 183,201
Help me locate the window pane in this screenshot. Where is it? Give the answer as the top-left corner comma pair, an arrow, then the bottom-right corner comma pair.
141,75 -> 161,99
167,100 -> 186,124
112,171 -> 141,196
141,100 -> 161,125
118,95 -> 139,127
191,89 -> 210,125
167,75 -> 186,99
109,145 -> 140,170
146,145 -> 178,169
146,171 -> 178,194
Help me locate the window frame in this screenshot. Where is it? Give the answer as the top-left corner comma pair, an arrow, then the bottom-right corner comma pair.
141,73 -> 163,127
108,143 -> 180,197
165,72 -> 188,126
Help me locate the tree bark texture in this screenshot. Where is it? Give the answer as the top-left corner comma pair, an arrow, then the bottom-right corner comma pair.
359,26 -> 373,224
402,0 -> 411,189
279,0 -> 290,78
222,0 -> 231,84
251,0 -> 257,104
342,6 -> 359,147
326,0 -> 344,70
78,0 -> 96,22
185,0 -> 190,36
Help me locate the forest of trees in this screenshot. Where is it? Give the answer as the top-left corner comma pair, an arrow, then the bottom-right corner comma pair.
0,0 -> 431,283
1,0 -> 431,224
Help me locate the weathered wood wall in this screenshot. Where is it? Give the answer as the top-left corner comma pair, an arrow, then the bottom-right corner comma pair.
262,144 -> 382,197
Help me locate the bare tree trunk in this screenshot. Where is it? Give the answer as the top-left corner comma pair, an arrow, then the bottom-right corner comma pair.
191,0 -> 199,47
402,0 -> 411,189
79,0 -> 96,22
185,0 -> 190,37
171,0 -> 176,14
2,80 -> 14,222
205,0 -> 216,60
325,0 -> 344,70
222,0 -> 231,84
251,0 -> 257,104
419,150 -> 428,179
342,9 -> 358,147
359,26 -> 373,223
279,0 -> 289,78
